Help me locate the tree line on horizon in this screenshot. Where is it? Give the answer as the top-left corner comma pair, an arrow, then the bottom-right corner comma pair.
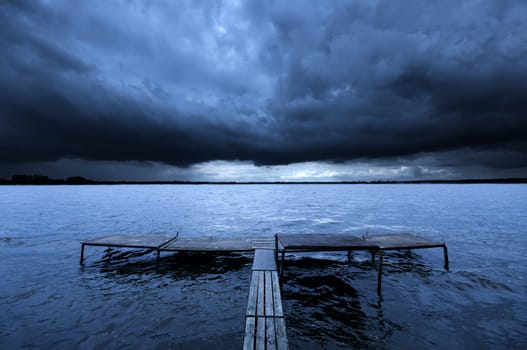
1,174 -> 526,185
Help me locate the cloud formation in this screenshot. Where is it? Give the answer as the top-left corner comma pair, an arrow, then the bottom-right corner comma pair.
1,0 -> 526,177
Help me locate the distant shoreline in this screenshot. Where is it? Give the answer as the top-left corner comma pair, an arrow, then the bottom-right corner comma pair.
1,175 -> 526,185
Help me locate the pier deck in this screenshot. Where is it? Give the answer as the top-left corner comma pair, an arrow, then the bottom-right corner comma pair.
276,233 -> 448,294
161,236 -> 254,252
80,235 -> 274,264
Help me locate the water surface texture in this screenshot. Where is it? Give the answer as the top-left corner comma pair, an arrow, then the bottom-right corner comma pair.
1,184 -> 526,349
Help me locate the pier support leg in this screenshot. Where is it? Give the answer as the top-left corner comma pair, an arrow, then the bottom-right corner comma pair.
156,250 -> 161,266
347,251 -> 352,263
377,250 -> 383,295
279,250 -> 286,278
443,245 -> 449,271
80,244 -> 85,265
275,235 -> 279,266
371,251 -> 376,266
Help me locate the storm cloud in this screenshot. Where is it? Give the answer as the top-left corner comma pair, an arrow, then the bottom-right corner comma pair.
1,0 -> 526,178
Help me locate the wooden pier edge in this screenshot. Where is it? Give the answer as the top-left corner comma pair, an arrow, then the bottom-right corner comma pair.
79,234 -> 179,265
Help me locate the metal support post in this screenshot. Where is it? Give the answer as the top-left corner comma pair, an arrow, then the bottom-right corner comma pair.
377,250 -> 383,295
443,245 -> 449,271
80,244 -> 85,265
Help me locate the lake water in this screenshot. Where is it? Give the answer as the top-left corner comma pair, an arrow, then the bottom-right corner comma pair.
0,184 -> 526,349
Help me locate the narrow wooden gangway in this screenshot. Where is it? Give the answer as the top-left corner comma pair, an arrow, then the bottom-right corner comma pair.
243,249 -> 288,350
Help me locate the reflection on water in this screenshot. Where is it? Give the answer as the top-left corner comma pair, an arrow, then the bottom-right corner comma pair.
88,249 -> 252,279
282,257 -> 391,349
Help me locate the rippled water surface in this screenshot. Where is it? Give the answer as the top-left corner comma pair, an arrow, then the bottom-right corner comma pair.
1,184 -> 526,349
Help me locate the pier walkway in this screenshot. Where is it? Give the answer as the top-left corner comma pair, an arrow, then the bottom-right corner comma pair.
243,249 -> 288,350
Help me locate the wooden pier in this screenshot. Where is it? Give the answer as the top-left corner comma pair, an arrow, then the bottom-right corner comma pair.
80,232 -> 449,348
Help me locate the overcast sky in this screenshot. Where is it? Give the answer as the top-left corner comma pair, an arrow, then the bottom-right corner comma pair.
1,0 -> 526,181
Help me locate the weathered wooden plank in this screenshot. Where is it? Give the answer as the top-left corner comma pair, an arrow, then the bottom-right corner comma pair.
265,271 -> 274,317
278,232 -> 446,253
82,234 -> 176,249
365,233 -> 445,250
161,236 -> 254,252
266,317 -> 277,350
256,317 -> 266,350
271,271 -> 284,317
253,249 -> 277,271
276,233 -> 378,251
246,271 -> 259,317
243,317 -> 256,350
275,318 -> 288,350
256,272 -> 265,317
251,238 -> 275,250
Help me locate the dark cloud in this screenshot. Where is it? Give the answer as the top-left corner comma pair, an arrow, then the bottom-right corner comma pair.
1,0 -> 526,178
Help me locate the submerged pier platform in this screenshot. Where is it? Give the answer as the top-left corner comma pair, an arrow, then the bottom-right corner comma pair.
80,235 -> 274,264
276,232 -> 449,294
79,234 -> 178,264
79,232 -> 448,348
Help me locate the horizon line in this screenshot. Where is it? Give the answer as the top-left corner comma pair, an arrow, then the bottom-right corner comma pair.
1,174 -> 527,185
